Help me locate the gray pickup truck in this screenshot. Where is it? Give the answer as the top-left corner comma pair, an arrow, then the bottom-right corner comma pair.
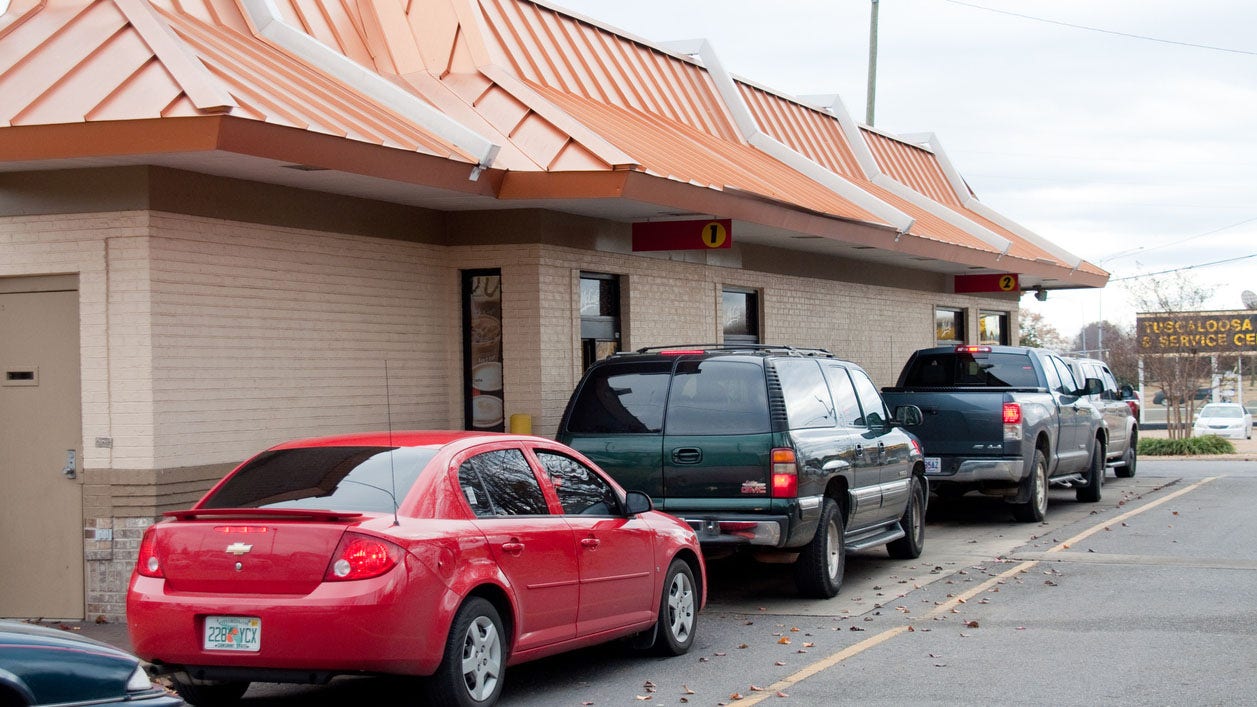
881,345 -> 1104,522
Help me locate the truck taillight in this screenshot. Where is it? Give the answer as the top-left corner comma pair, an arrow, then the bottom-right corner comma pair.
1002,402 -> 1022,425
325,534 -> 402,581
771,448 -> 798,498
136,526 -> 164,578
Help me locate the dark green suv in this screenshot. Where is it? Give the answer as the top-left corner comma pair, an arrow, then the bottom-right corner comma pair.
557,345 -> 927,598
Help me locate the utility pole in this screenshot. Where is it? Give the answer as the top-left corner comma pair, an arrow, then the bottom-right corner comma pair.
866,0 -> 879,126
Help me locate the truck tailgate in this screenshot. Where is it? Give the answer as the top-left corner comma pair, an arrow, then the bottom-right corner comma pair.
884,390 -> 1007,456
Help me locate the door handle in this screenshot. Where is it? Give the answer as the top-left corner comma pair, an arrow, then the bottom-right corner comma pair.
580,537 -> 601,550
671,448 -> 703,464
501,541 -> 525,556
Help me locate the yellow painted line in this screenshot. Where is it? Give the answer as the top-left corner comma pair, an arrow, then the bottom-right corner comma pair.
1043,476 -> 1217,555
735,476 -> 1218,705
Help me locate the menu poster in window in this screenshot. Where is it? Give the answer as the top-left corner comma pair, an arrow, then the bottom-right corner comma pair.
464,270 -> 504,431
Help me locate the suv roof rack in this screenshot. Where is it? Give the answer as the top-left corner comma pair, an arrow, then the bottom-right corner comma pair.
627,344 -> 835,358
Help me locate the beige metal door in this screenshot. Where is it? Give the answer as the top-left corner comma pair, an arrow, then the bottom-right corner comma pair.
0,286 -> 83,618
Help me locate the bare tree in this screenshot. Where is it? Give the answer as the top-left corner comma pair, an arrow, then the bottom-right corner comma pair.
1018,310 -> 1068,352
1071,320 -> 1139,387
1126,272 -> 1213,439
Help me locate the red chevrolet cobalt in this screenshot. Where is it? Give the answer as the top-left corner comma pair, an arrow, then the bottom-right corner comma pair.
127,432 -> 705,706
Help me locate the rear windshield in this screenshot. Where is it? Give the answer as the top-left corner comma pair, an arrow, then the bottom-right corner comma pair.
566,361 -> 672,433
201,446 -> 437,513
664,359 -> 770,435
903,352 -> 1040,388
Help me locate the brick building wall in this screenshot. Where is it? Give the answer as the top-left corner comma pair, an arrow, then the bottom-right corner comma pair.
1,205 -> 1019,620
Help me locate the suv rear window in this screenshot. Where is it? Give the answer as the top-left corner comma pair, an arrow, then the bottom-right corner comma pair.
566,361 -> 672,433
664,359 -> 770,435
904,352 -> 1040,388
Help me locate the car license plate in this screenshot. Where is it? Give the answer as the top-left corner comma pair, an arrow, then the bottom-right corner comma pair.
204,616 -> 261,652
924,457 -> 941,474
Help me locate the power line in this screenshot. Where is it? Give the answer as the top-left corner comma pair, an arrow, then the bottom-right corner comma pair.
941,0 -> 1257,56
1109,252 -> 1257,282
1099,216 -> 1257,263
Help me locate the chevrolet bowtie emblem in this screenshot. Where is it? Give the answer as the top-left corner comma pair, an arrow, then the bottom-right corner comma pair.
225,543 -> 254,555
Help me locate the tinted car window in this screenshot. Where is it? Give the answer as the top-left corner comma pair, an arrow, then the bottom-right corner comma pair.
565,361 -> 672,433
775,359 -> 836,429
458,449 -> 550,516
201,446 -> 436,512
904,352 -> 1040,388
536,450 -> 619,515
822,363 -> 864,427
664,359 -> 770,435
849,369 -> 890,428
1050,356 -> 1078,394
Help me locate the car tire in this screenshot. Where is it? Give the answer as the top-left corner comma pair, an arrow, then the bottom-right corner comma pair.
653,558 -> 699,656
169,675 -> 249,706
1011,450 -> 1048,523
427,597 -> 506,707
1114,435 -> 1137,478
1076,440 -> 1104,503
794,497 -> 845,598
887,477 -> 926,559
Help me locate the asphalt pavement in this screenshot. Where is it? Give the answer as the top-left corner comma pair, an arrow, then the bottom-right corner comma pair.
21,429 -> 1257,703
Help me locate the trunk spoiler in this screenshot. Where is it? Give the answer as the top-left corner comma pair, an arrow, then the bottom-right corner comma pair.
163,508 -> 364,521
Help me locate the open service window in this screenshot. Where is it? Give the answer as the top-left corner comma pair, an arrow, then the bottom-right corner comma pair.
722,288 -> 760,345
979,310 -> 1010,345
580,272 -> 621,371
935,306 -> 966,345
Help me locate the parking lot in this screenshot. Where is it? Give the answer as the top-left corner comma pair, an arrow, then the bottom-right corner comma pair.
61,436 -> 1256,705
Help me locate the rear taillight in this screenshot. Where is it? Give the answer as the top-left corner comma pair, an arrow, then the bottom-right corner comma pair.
770,448 -> 798,498
325,534 -> 402,581
1002,402 -> 1023,442
136,526 -> 163,578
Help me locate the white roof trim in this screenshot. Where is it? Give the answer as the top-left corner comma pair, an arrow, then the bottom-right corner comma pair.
664,39 -> 915,234
910,132 -> 1084,268
238,0 -> 500,179
799,97 -> 1012,255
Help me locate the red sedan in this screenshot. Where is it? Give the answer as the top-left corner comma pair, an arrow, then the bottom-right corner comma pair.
127,432 -> 705,706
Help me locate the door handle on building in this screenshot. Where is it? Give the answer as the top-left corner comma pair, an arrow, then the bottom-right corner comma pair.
61,449 -> 77,479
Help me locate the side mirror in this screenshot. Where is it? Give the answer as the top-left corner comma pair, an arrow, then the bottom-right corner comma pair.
625,490 -> 653,515
1120,384 -> 1136,400
893,404 -> 924,427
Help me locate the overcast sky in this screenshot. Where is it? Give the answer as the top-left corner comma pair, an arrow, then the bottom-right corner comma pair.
552,0 -> 1257,345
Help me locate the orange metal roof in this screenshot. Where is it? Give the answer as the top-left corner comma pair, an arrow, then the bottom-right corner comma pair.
0,0 -> 1103,284
0,0 -> 474,160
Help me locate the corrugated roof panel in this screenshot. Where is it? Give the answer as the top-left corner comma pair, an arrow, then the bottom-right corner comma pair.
738,83 -> 862,179
482,0 -> 740,142
860,128 -> 1075,266
15,23 -> 154,125
530,83 -> 882,224
739,84 -> 998,252
862,129 -> 960,207
0,0 -> 478,161
160,3 -> 469,155
87,59 -> 185,122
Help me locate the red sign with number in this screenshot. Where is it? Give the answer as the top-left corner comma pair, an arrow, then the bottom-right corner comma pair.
632,219 -> 732,251
954,273 -> 1019,294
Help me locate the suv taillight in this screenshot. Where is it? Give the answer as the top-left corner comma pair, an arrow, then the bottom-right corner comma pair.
771,448 -> 798,498
136,526 -> 164,578
325,534 -> 402,581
